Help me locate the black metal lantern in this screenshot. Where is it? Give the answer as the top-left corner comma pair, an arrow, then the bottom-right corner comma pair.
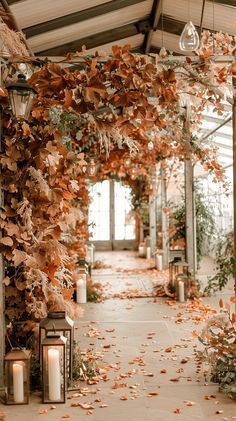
4,349 -> 31,405
41,335 -> 67,404
6,74 -> 36,120
169,259 -> 189,287
39,311 -> 74,381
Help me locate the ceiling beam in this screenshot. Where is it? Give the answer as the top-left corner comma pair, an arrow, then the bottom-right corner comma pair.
210,141 -> 232,150
143,0 -> 161,54
23,0 -> 146,37
200,115 -> 232,141
36,19 -> 151,56
211,0 -> 236,7
201,114 -> 232,125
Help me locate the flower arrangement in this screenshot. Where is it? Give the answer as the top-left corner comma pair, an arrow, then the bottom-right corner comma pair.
198,297 -> 236,399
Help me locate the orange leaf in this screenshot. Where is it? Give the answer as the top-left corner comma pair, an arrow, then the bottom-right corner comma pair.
230,296 -> 236,304
63,191 -> 76,200
62,415 -> 71,419
120,395 -> 127,400
219,299 -> 224,308
174,408 -> 182,414
231,313 -> 236,323
112,383 -> 127,389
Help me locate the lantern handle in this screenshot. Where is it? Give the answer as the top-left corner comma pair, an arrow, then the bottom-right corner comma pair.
6,330 -> 14,350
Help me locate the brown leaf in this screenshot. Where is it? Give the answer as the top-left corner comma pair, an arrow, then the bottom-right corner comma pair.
0,236 -> 13,246
62,415 -> 71,419
120,395 -> 127,401
180,358 -> 189,364
174,408 -> 182,414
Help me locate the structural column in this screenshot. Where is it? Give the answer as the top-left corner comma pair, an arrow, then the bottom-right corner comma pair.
161,162 -> 169,268
184,159 -> 197,275
149,166 -> 157,255
184,105 -> 197,276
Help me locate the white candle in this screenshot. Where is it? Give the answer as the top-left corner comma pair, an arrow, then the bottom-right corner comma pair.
48,348 -> 61,401
13,363 -> 24,403
76,276 -> 87,303
138,245 -> 144,257
156,255 -> 163,271
178,280 -> 185,302
146,247 -> 151,259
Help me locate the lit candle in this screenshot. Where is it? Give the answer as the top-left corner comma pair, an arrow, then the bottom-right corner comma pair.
76,276 -> 87,303
178,280 -> 185,302
13,363 -> 24,403
48,348 -> 61,401
146,247 -> 151,259
156,255 -> 163,271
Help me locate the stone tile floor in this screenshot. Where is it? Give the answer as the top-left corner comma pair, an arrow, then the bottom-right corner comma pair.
0,251 -> 235,421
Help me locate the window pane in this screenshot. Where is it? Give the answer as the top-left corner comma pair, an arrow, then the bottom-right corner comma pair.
114,182 -> 135,240
88,181 -> 110,241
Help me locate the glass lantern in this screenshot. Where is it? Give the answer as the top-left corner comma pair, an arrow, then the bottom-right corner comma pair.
174,275 -> 191,302
39,311 -> 74,381
169,259 -> 189,288
77,257 -> 89,275
6,74 -> 37,120
41,335 -> 67,404
4,349 -> 31,405
87,157 -> 99,177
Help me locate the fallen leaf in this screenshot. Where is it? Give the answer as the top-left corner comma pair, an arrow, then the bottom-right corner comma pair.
39,409 -> 48,415
183,400 -> 196,406
62,415 -> 71,419
180,358 -> 189,364
112,382 -> 127,389
174,408 -> 182,414
120,395 -> 127,400
147,391 -> 159,396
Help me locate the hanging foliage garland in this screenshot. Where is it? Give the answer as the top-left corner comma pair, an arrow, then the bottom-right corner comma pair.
0,37 -> 234,331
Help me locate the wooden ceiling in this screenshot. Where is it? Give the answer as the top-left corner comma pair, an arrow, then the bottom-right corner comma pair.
1,0 -> 236,58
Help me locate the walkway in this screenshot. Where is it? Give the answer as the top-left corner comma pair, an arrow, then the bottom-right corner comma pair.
0,251 -> 235,421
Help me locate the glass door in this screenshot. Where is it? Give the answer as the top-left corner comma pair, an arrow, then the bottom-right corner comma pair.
88,181 -> 136,250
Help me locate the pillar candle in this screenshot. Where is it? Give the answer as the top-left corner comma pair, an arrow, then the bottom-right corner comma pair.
146,247 -> 151,259
156,255 -> 163,271
76,276 -> 87,303
178,280 -> 185,302
138,245 -> 144,257
48,348 -> 61,401
13,363 -> 24,403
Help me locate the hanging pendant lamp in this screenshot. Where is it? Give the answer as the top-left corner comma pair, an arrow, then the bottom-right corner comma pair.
179,21 -> 200,52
